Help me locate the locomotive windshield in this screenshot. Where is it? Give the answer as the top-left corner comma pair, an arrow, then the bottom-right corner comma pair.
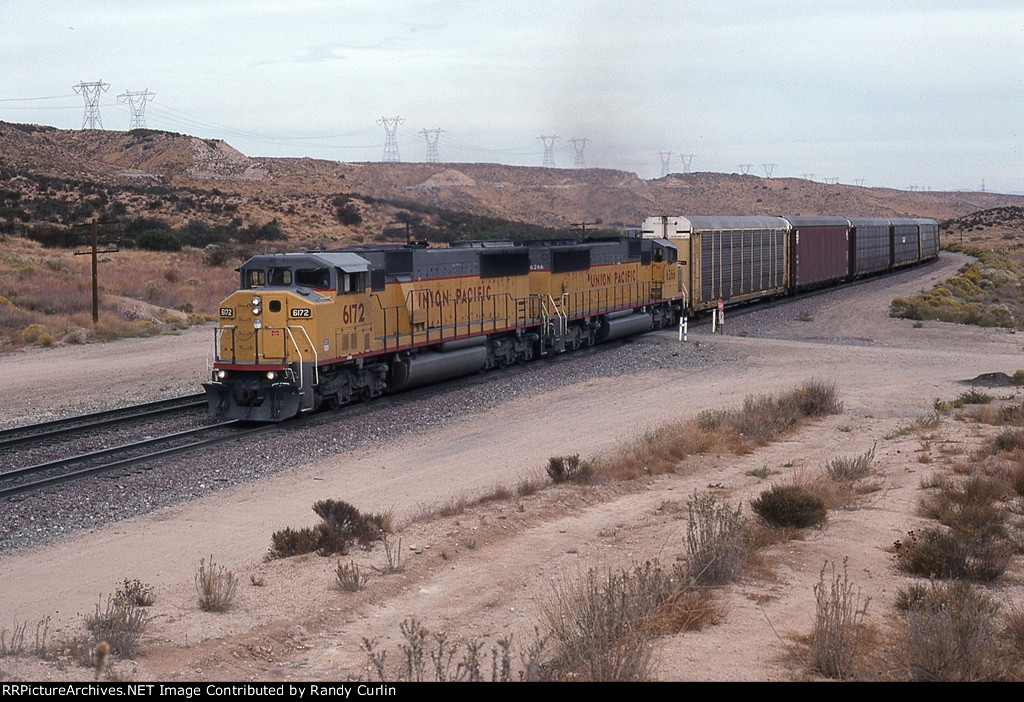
244,267 -> 332,289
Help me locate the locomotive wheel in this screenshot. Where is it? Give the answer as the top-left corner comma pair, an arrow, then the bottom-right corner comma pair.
328,394 -> 345,410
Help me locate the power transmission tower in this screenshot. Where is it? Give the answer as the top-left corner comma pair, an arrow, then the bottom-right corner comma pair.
377,116 -> 405,162
117,89 -> 155,130
570,137 -> 587,169
739,164 -> 753,175
420,128 -> 443,163
538,135 -> 558,168
658,151 -> 675,177
762,163 -> 776,178
854,178 -> 866,187
679,153 -> 695,173
73,80 -> 110,129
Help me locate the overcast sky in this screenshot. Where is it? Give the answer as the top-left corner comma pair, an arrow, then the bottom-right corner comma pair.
2,1 -> 1022,193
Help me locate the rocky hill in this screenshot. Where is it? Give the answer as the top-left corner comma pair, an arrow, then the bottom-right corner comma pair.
2,121 -> 1022,246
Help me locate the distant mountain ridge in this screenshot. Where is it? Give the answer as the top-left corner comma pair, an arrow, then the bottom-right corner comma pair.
2,121 -> 1022,244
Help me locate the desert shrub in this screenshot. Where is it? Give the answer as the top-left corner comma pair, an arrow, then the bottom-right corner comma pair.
136,229 -> 182,252
195,556 -> 238,612
825,445 -> 875,482
83,596 -> 148,658
113,578 -> 155,607
0,618 -> 50,657
1005,604 -> 1024,652
313,499 -> 387,551
903,581 -> 1002,681
270,500 -> 388,559
793,379 -> 844,417
919,475 -> 1010,540
955,388 -> 993,406
685,491 -> 746,586
751,484 -> 827,528
336,560 -> 367,592
543,562 -> 665,681
732,393 -> 800,441
813,559 -> 869,679
894,528 -> 1013,582
373,535 -> 406,574
696,408 -> 728,431
268,526 -> 319,559
546,454 -> 593,484
894,582 -> 932,612
994,429 -> 1024,452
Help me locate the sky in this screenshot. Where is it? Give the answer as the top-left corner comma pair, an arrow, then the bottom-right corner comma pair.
2,0 -> 1022,193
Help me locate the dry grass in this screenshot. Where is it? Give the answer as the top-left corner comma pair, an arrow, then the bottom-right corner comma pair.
0,237 -> 235,349
591,380 -> 843,482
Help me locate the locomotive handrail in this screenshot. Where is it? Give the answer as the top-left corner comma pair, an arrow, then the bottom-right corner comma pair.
285,325 -> 319,390
211,325 -> 238,366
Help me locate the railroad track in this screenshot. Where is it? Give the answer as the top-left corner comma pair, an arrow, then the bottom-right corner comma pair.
0,393 -> 208,450
0,420 -> 270,499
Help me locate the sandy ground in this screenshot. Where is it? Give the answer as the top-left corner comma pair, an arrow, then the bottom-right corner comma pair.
2,252 -> 1023,681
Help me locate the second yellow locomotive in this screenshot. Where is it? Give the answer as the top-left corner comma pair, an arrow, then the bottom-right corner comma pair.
205,237 -> 687,421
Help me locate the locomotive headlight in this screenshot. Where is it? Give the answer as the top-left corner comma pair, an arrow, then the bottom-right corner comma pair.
251,295 -> 262,306
216,370 -> 227,380
252,305 -> 261,316
266,371 -> 277,380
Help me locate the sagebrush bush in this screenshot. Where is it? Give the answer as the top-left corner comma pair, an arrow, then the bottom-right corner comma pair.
543,561 -> 674,681
546,454 -> 593,484
751,484 -> 827,528
195,556 -> 238,612
83,596 -> 148,658
894,528 -> 1012,582
825,445 -> 875,482
685,491 -> 745,586
813,559 -> 869,679
269,500 -> 389,559
903,581 -> 1002,681
336,560 -> 367,592
268,526 -> 319,559
113,578 -> 155,607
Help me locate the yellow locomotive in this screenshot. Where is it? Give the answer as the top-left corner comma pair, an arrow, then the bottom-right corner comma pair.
204,237 -> 687,421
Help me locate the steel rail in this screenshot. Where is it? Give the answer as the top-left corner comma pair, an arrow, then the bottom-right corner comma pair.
0,421 -> 268,499
0,394 -> 207,450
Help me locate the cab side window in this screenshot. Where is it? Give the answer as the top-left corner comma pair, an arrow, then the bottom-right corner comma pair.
338,271 -> 364,294
246,270 -> 266,287
296,268 -> 331,289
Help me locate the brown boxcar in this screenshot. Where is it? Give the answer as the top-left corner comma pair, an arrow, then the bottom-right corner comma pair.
783,216 -> 850,290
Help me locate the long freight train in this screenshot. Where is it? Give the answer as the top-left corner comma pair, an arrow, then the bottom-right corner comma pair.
204,215 -> 938,421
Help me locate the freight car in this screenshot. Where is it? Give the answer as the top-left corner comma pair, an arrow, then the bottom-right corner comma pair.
638,215 -> 938,310
205,215 -> 937,421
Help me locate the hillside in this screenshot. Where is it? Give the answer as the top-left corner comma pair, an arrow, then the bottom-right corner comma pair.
2,121 -> 1023,246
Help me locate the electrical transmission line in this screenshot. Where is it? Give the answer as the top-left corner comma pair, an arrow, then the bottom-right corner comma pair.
538,135 -> 557,168
377,116 -> 405,162
420,128 -> 443,163
658,151 -> 675,177
118,89 -> 155,130
73,80 -> 110,129
569,137 -> 587,169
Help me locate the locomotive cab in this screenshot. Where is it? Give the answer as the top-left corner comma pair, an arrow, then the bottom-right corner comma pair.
204,252 -> 372,421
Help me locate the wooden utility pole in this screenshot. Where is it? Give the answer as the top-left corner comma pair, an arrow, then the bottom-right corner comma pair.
72,220 -> 120,324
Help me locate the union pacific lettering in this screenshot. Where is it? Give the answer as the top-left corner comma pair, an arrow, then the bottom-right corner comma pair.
587,268 -> 638,287
416,284 -> 494,307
